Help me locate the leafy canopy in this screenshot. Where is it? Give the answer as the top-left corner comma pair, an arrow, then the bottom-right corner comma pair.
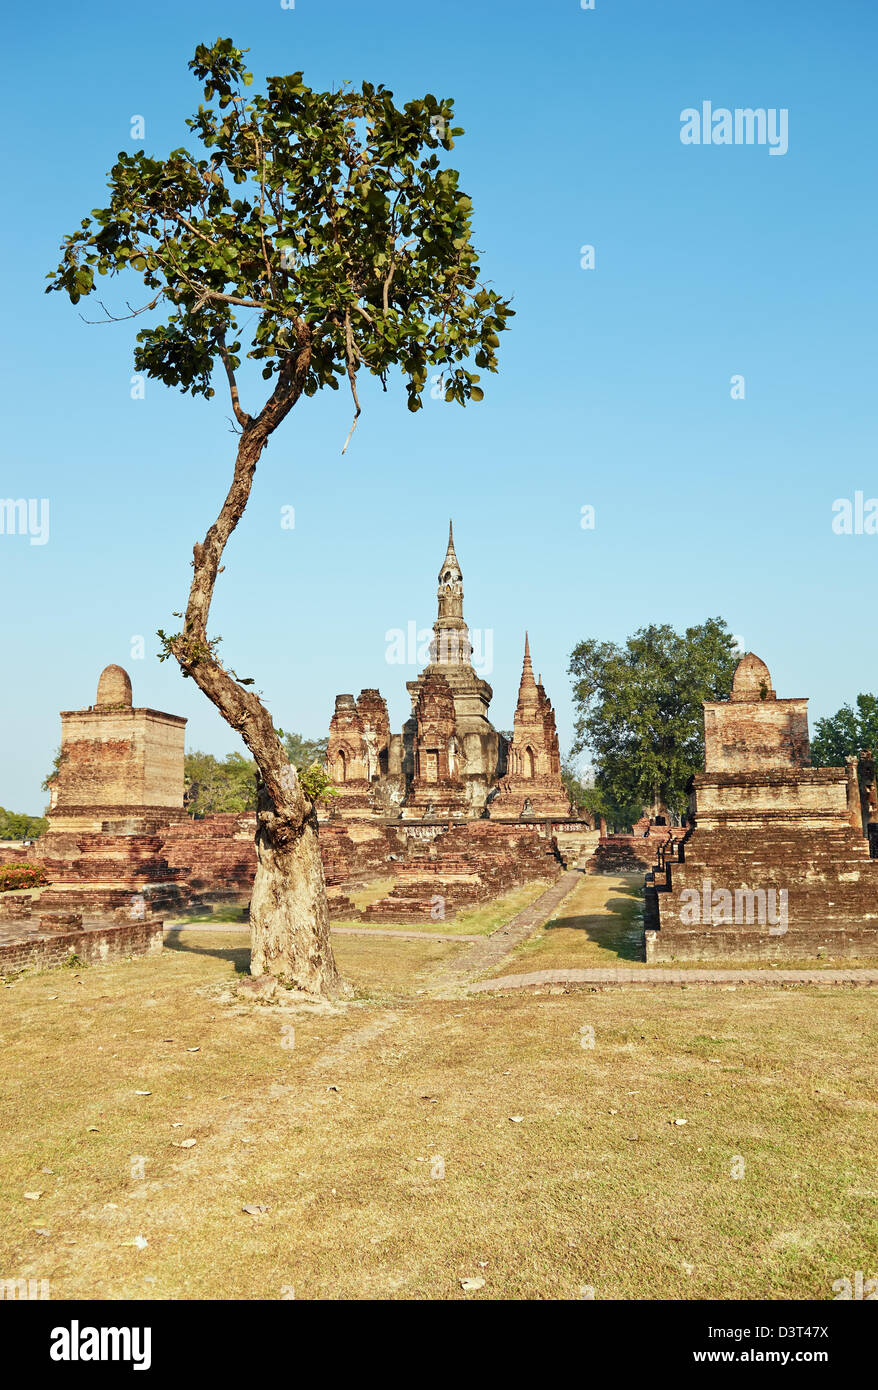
0,808 -> 48,842
810,693 -> 878,767
184,731 -> 331,815
47,37 -> 513,417
569,619 -> 738,817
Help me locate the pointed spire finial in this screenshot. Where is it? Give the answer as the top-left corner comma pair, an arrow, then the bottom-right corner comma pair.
519,632 -> 537,694
440,518 -> 461,577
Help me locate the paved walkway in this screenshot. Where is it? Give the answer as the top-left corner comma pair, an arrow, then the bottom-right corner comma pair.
470,966 -> 878,993
428,866 -> 586,990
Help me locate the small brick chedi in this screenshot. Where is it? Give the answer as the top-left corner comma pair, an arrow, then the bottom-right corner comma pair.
36,665 -> 188,921
645,654 -> 878,960
325,524 -> 571,823
48,664 -> 185,833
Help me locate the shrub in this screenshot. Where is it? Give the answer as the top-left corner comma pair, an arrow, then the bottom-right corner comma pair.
0,863 -> 49,892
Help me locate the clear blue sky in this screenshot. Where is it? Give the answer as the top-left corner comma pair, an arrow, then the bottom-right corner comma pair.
2,0 -> 876,812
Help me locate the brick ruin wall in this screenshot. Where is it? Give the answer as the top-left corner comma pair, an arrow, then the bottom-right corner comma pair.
0,920 -> 163,974
1,807 -> 575,936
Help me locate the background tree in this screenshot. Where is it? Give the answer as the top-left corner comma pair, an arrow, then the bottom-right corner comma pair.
810,694 -> 878,767
48,38 -> 512,996
281,732 -> 328,770
560,756 -> 640,831
41,748 -> 64,793
569,619 -> 738,822
184,732 -> 329,815
0,808 -> 48,841
184,750 -> 258,815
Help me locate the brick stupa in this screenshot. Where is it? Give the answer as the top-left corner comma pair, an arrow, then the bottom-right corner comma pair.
645,654 -> 878,959
37,665 -> 188,920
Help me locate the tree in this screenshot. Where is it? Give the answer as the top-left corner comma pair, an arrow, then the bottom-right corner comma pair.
184,750 -> 258,815
569,619 -> 738,819
48,38 -> 512,996
0,808 -> 48,841
184,733 -> 330,814
559,756 -> 637,829
811,694 -> 878,767
281,732 -> 328,771
41,748 -> 64,793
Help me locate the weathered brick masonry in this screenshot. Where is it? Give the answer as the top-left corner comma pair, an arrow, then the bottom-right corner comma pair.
645,654 -> 878,960
0,919 -> 162,974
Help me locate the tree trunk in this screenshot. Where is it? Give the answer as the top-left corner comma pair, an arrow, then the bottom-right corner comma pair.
167,328 -> 343,998
249,783 -> 342,994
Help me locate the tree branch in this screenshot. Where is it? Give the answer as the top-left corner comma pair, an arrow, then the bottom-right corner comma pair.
341,310 -> 361,455
216,331 -> 250,428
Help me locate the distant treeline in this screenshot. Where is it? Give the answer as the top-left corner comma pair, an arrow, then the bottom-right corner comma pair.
0,807 -> 48,841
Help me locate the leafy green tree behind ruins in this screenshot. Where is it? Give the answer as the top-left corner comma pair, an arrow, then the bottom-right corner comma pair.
48,37 -> 511,996
0,808 -> 48,841
569,619 -> 739,821
184,733 -> 328,815
810,693 -> 878,766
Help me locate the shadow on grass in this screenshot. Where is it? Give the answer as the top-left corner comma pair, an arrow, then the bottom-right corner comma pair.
544,883 -> 645,962
163,928 -> 251,974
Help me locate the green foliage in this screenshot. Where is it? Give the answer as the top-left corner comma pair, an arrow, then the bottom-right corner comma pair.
569,619 -> 738,818
560,760 -> 631,826
184,750 -> 258,815
297,762 -> 337,804
185,732 -> 330,814
811,693 -> 878,767
0,809 -> 48,842
279,731 -> 328,770
47,37 -> 512,417
41,747 -> 64,793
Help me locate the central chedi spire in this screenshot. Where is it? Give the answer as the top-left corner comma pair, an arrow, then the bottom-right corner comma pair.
429,520 -> 473,667
401,521 -> 503,818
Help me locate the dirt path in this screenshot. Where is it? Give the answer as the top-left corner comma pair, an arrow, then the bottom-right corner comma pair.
470,966 -> 878,993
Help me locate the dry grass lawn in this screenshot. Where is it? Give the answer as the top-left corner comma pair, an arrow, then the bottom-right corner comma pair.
1,910 -> 876,1301
336,877 -> 554,937
498,873 -> 878,975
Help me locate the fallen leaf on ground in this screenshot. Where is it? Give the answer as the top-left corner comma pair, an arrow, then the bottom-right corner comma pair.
23,1192 -> 42,1201
460,1277 -> 485,1292
134,1091 -> 152,1097
671,1118 -> 688,1126
178,1139 -> 197,1148
509,1116 -> 523,1123
122,1235 -> 148,1250
242,1204 -> 269,1217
